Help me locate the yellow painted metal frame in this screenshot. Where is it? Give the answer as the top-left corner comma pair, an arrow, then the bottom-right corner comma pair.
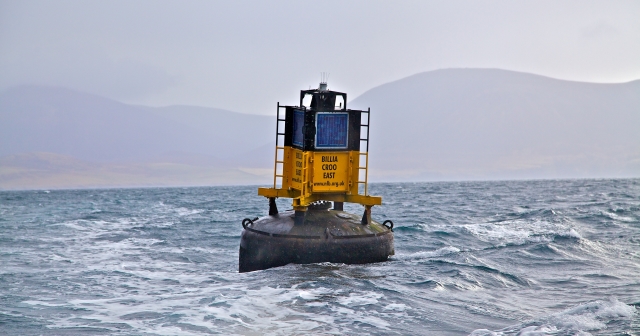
260,105 -> 379,209
258,145 -> 381,208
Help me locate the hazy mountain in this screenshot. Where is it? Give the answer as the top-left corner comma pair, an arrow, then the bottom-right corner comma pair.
1,69 -> 638,189
351,68 -> 640,180
0,85 -> 275,189
0,85 -> 273,164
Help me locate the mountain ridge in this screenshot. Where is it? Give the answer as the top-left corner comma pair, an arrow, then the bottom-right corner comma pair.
350,68 -> 639,180
0,85 -> 273,163
1,68 -> 638,189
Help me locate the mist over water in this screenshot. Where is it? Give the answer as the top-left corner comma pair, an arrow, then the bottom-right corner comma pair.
1,179 -> 638,335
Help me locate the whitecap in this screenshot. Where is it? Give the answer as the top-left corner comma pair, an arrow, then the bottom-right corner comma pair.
602,210 -> 635,222
337,291 -> 383,307
394,246 -> 461,260
470,297 -> 637,335
23,300 -> 65,307
461,220 -> 581,247
383,303 -> 409,311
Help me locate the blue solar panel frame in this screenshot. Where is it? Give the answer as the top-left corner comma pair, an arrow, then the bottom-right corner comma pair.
315,112 -> 349,149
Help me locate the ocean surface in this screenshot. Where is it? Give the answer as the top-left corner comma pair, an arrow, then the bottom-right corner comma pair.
1,179 -> 639,335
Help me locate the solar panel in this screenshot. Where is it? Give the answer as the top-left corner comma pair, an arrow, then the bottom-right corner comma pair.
315,113 -> 349,149
292,110 -> 305,147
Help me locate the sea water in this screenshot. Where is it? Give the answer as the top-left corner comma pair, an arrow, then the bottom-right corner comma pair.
1,179 -> 638,335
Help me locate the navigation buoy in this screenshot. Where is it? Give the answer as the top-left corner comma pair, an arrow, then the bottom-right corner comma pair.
239,78 -> 394,273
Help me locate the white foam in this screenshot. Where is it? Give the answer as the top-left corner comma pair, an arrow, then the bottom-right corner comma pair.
395,246 -> 461,260
602,210 -> 635,222
154,201 -> 203,218
37,276 -> 403,335
469,328 -> 500,335
517,325 -> 560,336
23,300 -> 65,307
336,291 -> 383,306
564,228 -> 583,239
461,219 -> 581,247
383,303 -> 409,312
470,298 -> 637,335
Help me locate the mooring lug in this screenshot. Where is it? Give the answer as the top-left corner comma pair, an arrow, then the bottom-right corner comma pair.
242,218 -> 254,229
383,220 -> 394,232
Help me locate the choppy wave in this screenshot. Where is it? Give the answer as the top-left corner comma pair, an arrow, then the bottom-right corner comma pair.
470,298 -> 637,336
1,179 -> 639,335
394,246 -> 462,260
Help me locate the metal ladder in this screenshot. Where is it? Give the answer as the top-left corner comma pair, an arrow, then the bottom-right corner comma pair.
357,108 -> 370,196
273,103 -> 286,188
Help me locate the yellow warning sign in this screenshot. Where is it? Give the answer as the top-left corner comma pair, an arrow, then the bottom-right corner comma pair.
312,152 -> 350,192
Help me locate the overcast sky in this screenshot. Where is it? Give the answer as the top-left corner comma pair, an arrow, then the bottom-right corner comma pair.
1,0 -> 639,115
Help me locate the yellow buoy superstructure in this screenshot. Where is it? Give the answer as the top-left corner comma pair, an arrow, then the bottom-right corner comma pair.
239,80 -> 394,272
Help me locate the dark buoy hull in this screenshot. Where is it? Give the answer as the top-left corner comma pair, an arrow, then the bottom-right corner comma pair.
239,209 -> 394,273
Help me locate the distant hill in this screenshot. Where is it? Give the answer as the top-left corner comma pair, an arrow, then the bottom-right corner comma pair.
350,69 -> 640,180
0,85 -> 273,164
0,86 -> 275,189
1,69 -> 639,189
